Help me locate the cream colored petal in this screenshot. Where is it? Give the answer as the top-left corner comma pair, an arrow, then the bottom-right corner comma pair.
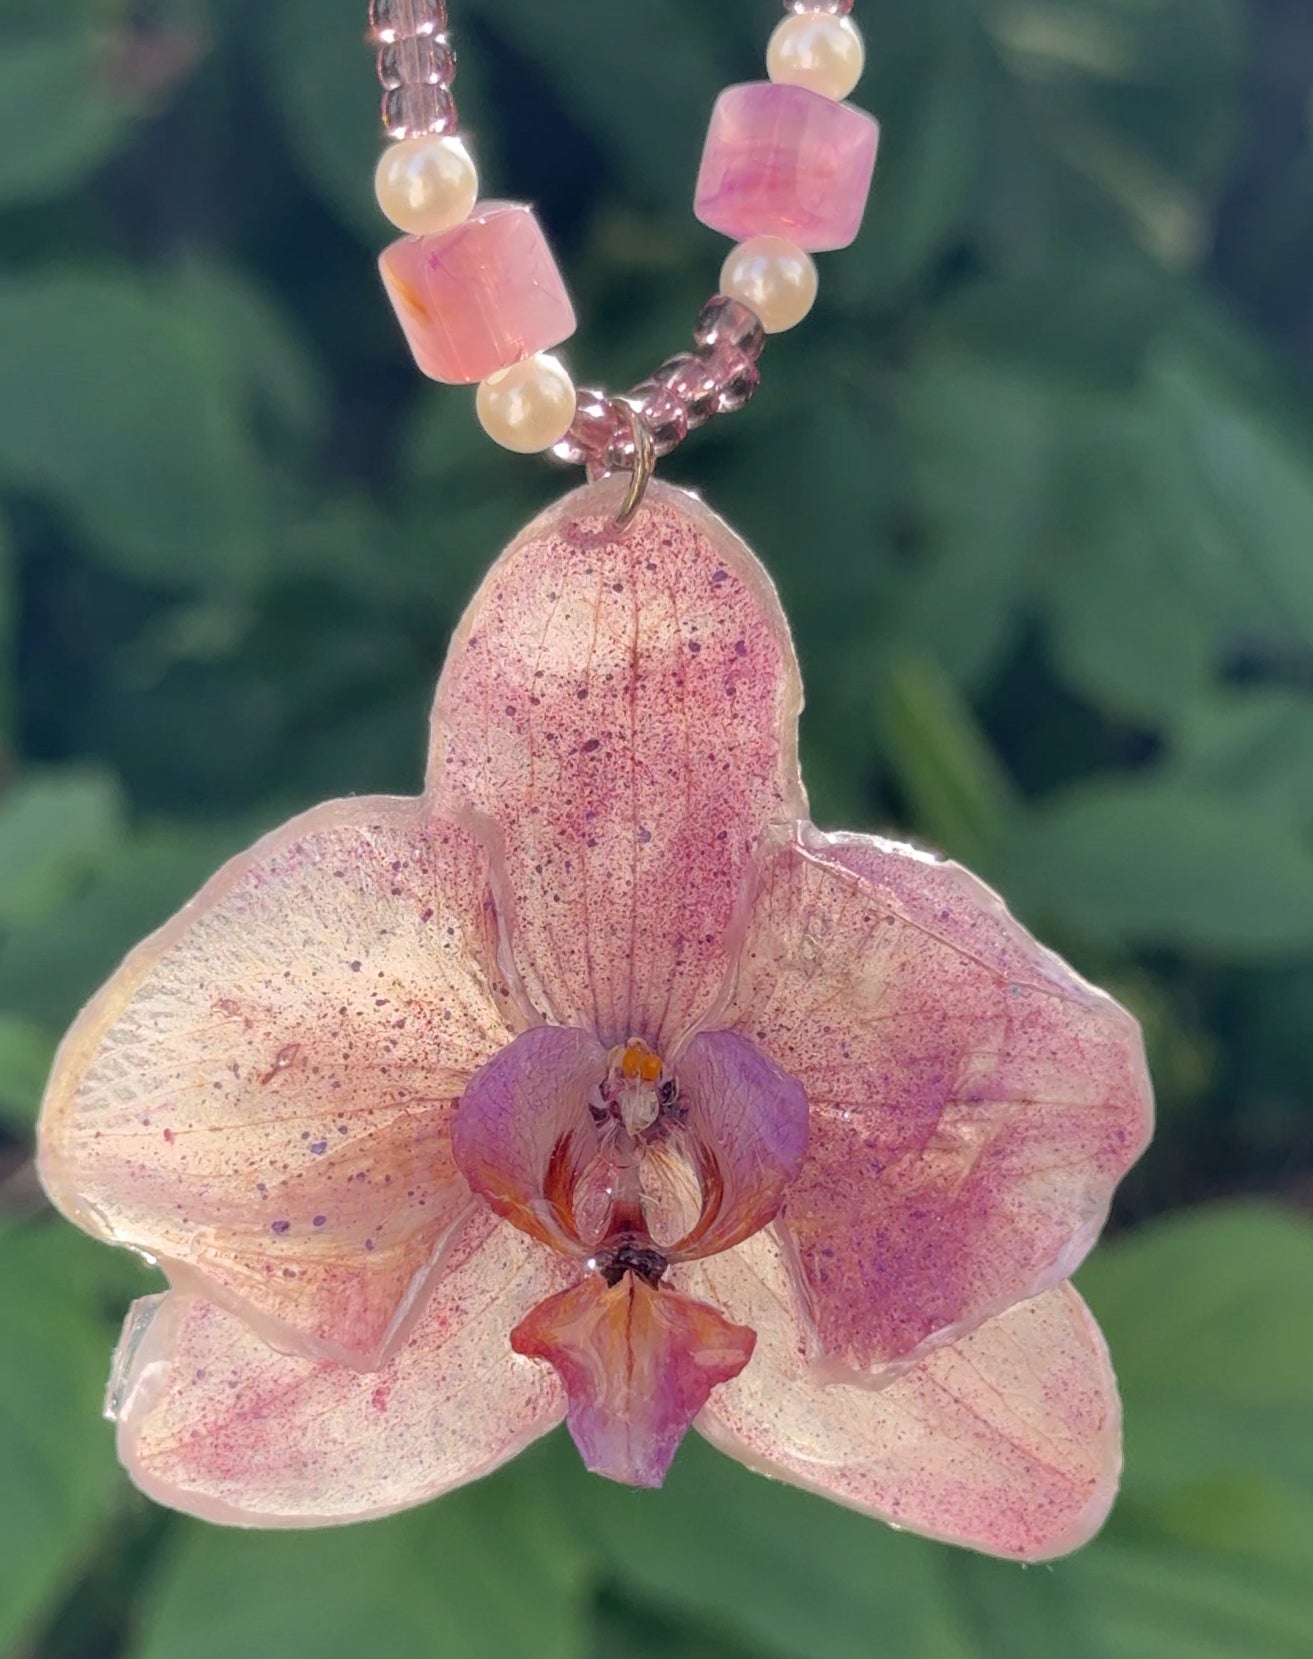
683,1232 -> 1122,1563
111,1216 -> 570,1527
39,797 -> 519,1367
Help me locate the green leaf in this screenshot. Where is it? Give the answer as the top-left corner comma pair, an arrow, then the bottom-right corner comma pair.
847,11 -> 984,301
0,272 -> 268,590
897,349 -> 1064,686
1080,1205 -> 1313,1501
0,1220 -> 122,1654
130,1454 -> 593,1659
261,0 -> 381,238
0,37 -> 131,208
0,768 -> 126,927
170,257 -> 331,452
1000,779 -> 1313,958
557,1434 -> 975,1659
464,0 -> 723,209
876,650 -> 1019,867
1071,1540 -> 1313,1659
1039,341 -> 1313,727
1171,691 -> 1313,832
0,1011 -> 55,1134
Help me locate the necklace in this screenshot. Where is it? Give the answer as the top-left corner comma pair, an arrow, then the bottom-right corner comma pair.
37,1 -> 1152,1563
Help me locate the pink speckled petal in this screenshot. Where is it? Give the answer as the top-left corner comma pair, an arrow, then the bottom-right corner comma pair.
720,828 -> 1153,1376
667,1029 -> 809,1259
684,1233 -> 1121,1562
428,476 -> 806,1051
112,1216 -> 571,1526
452,1024 -> 607,1253
38,799 -> 519,1368
512,1271 -> 754,1489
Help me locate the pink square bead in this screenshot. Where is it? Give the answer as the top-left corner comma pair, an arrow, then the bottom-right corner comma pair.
695,82 -> 880,253
379,202 -> 577,385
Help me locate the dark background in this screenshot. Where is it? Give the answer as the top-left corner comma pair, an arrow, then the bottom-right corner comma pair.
2,1 -> 1312,1655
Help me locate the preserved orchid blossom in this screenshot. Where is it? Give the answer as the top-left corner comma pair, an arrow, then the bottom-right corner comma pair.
38,479 -> 1152,1560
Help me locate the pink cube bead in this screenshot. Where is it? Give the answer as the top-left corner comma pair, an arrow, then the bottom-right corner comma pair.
379,202 -> 577,385
695,82 -> 879,253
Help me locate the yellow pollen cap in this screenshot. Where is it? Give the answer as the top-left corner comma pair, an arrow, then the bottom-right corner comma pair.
620,1042 -> 664,1084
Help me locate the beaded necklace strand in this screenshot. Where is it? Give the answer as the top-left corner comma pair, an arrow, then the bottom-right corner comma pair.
367,1 -> 877,511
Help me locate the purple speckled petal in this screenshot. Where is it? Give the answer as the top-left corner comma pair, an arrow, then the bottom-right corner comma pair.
451,1024 -> 607,1253
682,1232 -> 1121,1563
718,827 -> 1153,1377
38,799 -> 518,1369
512,1271 -> 755,1489
667,1029 -> 809,1260
428,477 -> 807,1051
111,1214 -> 572,1527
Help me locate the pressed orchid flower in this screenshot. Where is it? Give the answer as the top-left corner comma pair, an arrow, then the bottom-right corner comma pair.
38,480 -> 1152,1560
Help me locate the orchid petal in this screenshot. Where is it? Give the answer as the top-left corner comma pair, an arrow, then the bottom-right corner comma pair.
684,1232 -> 1121,1562
428,478 -> 806,1050
110,1216 -> 570,1527
721,828 -> 1153,1376
452,1024 -> 607,1253
667,1029 -> 809,1260
39,799 -> 518,1368
512,1272 -> 755,1489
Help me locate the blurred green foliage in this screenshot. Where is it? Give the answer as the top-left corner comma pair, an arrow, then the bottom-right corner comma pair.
2,0 -> 1312,1654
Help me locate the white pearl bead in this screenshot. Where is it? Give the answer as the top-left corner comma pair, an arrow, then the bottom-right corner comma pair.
767,13 -> 866,102
375,135 -> 479,237
477,353 -> 578,453
720,237 -> 818,335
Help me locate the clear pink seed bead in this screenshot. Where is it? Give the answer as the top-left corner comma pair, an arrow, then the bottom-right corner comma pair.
382,83 -> 458,140
654,353 -> 721,430
698,343 -> 761,415
695,81 -> 880,252
625,383 -> 690,457
587,424 -> 641,483
378,33 -> 455,90
369,0 -> 448,42
551,387 -> 627,467
694,294 -> 766,362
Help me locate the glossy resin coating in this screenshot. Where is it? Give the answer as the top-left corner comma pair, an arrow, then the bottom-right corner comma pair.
39,479 -> 1152,1559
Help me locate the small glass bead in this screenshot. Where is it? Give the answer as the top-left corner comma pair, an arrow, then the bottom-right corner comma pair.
551,388 -> 620,467
698,343 -> 761,415
588,423 -> 641,482
626,383 -> 690,457
382,82 -> 458,141
477,353 -> 578,454
768,13 -> 865,102
551,388 -> 626,466
654,353 -> 721,430
378,34 -> 455,91
694,294 -> 766,361
370,0 -> 448,42
785,0 -> 853,13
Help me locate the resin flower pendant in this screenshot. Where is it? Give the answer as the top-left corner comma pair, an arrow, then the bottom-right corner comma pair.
38,478 -> 1153,1559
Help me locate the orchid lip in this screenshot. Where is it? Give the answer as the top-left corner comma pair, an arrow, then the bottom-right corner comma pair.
452,1021 -> 809,1485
